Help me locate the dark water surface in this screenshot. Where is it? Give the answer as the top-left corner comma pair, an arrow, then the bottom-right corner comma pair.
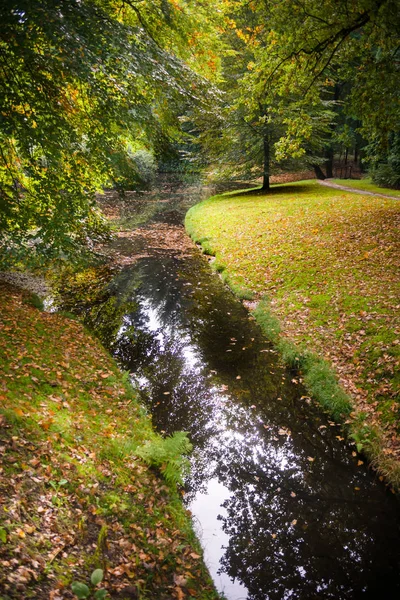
63,180 -> 400,599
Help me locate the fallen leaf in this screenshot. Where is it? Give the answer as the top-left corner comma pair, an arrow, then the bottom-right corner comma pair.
175,586 -> 185,600
24,525 -> 35,534
174,574 -> 188,587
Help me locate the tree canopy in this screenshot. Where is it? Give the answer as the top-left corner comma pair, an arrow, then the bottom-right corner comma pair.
0,0 -> 220,266
253,0 -> 400,152
1,0 -> 399,264
191,0 -> 400,184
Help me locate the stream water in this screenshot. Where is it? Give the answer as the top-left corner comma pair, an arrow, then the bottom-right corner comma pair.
61,179 -> 400,600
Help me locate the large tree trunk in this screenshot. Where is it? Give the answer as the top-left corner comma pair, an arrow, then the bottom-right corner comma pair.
312,164 -> 326,179
325,146 -> 334,178
261,136 -> 270,191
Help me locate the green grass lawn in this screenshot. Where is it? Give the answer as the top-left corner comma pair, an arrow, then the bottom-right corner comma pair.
332,177 -> 400,197
186,180 -> 400,489
0,283 -> 218,599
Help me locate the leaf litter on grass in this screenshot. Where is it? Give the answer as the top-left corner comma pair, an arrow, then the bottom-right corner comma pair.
186,180 -> 400,482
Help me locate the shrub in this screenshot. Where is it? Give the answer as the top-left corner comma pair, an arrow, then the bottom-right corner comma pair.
370,133 -> 400,189
110,147 -> 157,192
370,163 -> 400,189
135,431 -> 192,486
131,149 -> 157,187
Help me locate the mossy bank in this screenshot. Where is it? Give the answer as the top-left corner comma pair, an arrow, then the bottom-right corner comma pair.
0,282 -> 219,599
185,180 -> 400,491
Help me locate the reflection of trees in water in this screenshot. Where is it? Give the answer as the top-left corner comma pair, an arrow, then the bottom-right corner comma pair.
56,266 -> 141,350
213,409 -> 400,599
110,258 -> 400,599
85,270 -> 142,351
60,240 -> 400,599
121,327 -> 224,499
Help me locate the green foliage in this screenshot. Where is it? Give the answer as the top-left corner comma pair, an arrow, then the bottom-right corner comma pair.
254,0 -> 400,142
370,134 -> 400,189
221,273 -> 254,300
0,528 -> 7,544
96,526 -> 108,559
301,356 -> 352,421
350,423 -> 370,454
71,582 -> 91,599
371,164 -> 400,190
109,146 -> 157,193
0,0 -> 221,267
131,150 -> 157,187
49,479 -> 68,492
136,431 -> 193,486
1,0 -> 132,265
91,569 -> 104,586
192,0 -> 399,181
189,3 -> 334,186
278,340 -> 306,370
199,240 -> 215,256
71,569 -> 106,599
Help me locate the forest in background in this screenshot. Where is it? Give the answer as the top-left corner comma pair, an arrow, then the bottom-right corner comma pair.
1,0 -> 400,266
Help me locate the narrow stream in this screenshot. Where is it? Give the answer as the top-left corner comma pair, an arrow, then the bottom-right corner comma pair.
61,178 -> 400,599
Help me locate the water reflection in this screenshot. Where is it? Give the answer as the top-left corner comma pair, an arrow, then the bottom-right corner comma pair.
60,181 -> 400,599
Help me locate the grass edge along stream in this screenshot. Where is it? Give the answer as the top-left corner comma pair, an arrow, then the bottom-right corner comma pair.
185,180 -> 400,493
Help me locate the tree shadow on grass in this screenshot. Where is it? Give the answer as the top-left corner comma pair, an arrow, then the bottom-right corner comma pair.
228,183 -> 314,198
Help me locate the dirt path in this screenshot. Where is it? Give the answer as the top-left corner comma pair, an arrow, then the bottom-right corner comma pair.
318,179 -> 400,200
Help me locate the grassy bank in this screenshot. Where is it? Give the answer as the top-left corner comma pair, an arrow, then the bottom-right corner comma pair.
185,180 -> 400,489
0,282 -> 218,599
331,178 -> 400,197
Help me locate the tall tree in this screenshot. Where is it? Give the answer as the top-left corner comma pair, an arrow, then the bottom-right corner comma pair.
252,0 -> 400,170
188,0 -> 335,188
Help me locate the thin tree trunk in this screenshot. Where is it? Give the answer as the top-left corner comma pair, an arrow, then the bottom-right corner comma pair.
312,164 -> 326,180
261,136 -> 270,191
324,82 -> 341,178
